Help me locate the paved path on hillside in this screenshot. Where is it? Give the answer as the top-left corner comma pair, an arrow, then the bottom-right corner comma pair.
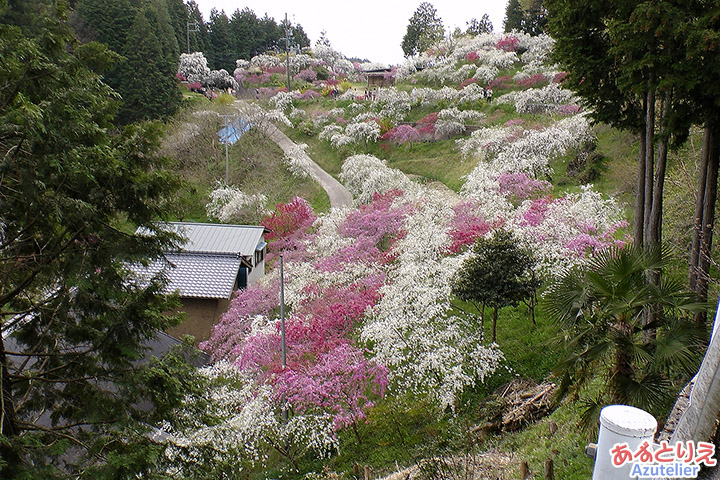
263,123 -> 353,208
233,100 -> 352,209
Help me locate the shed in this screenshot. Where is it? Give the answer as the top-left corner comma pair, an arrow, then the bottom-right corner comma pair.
135,222 -> 268,343
364,68 -> 395,89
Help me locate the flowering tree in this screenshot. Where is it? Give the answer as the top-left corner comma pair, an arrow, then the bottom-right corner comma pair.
261,196 -> 317,261
178,52 -> 210,83
206,183 -> 268,223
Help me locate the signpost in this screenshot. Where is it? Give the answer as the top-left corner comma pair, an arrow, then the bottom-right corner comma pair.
217,117 -> 251,184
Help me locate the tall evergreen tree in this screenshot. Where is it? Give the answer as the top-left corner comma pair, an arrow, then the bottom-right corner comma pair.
75,0 -> 135,52
503,0 -> 523,32
230,7 -> 259,59
145,0 -> 180,66
291,22 -> 310,49
0,0 -> 190,476
401,2 -> 445,57
206,8 -> 233,70
466,14 -> 493,35
520,0 -> 547,36
116,6 -> 181,124
258,13 -> 281,53
165,0 -> 188,54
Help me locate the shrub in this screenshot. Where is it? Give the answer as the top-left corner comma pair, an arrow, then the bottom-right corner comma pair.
496,36 -> 519,52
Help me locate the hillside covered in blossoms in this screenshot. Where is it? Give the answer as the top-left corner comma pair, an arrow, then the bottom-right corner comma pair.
152,29 -> 674,479
7,0 -> 720,478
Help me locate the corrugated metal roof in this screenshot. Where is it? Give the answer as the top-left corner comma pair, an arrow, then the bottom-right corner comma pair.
132,222 -> 266,299
166,222 -> 265,256
137,253 -> 241,299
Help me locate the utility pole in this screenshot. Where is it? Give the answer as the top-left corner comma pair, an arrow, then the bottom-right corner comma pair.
280,254 -> 286,368
282,13 -> 292,91
218,114 -> 235,184
186,19 -> 199,53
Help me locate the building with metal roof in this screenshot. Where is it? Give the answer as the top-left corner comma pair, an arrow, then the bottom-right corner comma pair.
135,222 -> 268,343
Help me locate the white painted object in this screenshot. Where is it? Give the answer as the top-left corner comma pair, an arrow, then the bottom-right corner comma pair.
593,405 -> 658,480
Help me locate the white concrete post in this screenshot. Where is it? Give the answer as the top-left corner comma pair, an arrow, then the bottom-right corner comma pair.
592,405 -> 658,480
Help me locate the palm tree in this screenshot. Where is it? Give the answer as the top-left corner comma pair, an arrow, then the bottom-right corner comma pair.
545,245 -> 706,426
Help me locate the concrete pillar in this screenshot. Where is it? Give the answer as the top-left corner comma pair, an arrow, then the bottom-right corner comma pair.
593,405 -> 658,480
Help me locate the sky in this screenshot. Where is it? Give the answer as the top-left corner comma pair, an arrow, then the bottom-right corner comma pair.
193,0 -> 509,66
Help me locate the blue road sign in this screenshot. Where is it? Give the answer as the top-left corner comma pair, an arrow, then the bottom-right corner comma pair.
217,118 -> 251,145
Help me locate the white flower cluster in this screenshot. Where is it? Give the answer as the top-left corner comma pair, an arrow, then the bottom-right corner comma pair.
496,83 -> 577,114
339,154 -> 416,205
250,54 -> 282,70
236,102 -> 292,129
361,193 -> 505,408
330,121 -> 381,148
456,124 -> 521,159
448,33 -> 502,62
357,61 -> 388,71
289,53 -> 317,74
396,53 -> 435,80
409,86 -> 485,107
283,143 -> 312,178
205,184 -> 268,223
269,90 -> 294,113
519,34 -> 556,67
205,69 -> 239,90
337,89 -> 357,101
178,52 -> 210,82
435,107 -> 485,139
463,114 -> 593,183
159,362 -> 338,473
473,65 -> 499,83
510,186 -> 626,277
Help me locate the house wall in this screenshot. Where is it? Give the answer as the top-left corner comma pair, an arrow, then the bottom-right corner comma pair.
167,297 -> 232,344
248,257 -> 265,286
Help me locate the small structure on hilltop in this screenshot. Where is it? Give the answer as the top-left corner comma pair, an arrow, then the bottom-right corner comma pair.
135,222 -> 268,343
364,68 -> 395,90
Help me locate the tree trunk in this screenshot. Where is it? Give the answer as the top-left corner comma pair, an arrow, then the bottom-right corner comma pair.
612,319 -> 633,404
0,332 -> 21,474
492,308 -> 498,343
648,93 -> 669,246
689,126 -> 710,293
643,87 -> 656,245
634,113 -> 647,246
695,125 -> 720,326
481,303 -> 485,338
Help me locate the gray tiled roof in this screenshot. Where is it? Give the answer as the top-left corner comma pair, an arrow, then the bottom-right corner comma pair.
167,222 -> 266,256
140,253 -> 241,299
133,222 -> 266,300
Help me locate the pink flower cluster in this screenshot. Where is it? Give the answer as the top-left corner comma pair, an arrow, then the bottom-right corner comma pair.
564,220 -> 630,256
520,195 -> 554,227
558,104 -> 581,115
497,172 -> 552,201
203,193 -> 414,431
466,51 -> 479,63
380,125 -> 422,145
489,75 -> 514,90
294,68 -> 318,82
516,73 -> 548,89
447,201 -> 503,253
496,36 -> 519,52
552,72 -> 568,84
275,343 -> 389,430
262,196 -> 317,262
459,77 -> 479,90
